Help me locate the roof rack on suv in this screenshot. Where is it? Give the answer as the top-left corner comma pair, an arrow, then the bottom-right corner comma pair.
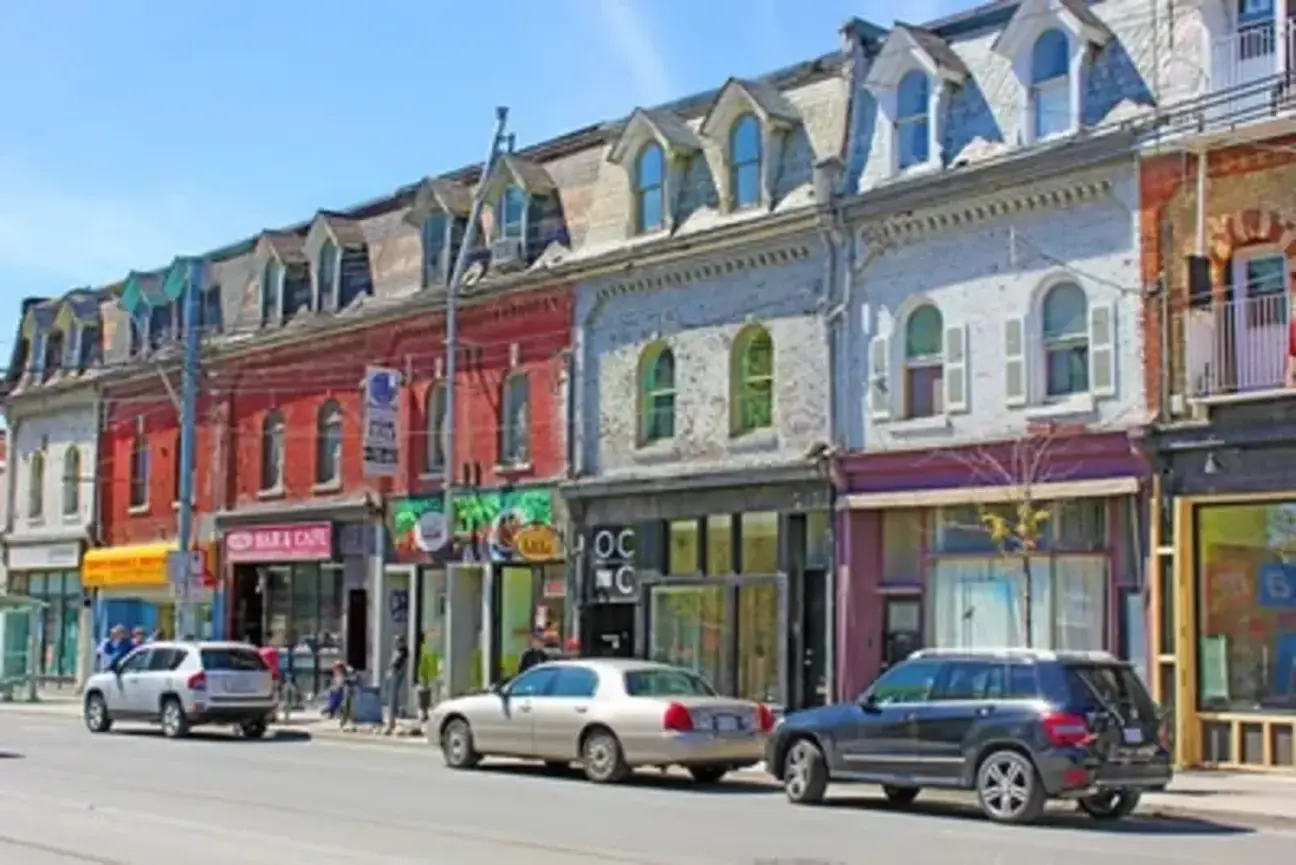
907,648 -> 1120,663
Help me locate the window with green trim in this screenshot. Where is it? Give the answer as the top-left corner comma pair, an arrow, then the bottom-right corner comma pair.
733,327 -> 773,434
640,345 -> 676,444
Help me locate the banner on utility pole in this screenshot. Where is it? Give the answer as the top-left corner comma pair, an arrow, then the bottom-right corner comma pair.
363,366 -> 401,477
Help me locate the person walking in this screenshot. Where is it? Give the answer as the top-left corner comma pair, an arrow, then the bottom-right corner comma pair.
98,626 -> 131,671
384,635 -> 409,735
516,632 -> 549,676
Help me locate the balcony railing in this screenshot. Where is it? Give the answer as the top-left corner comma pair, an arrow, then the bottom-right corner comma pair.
1185,292 -> 1293,399
1207,21 -> 1296,126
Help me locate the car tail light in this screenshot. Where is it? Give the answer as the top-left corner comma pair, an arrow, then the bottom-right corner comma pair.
662,703 -> 693,732
186,672 -> 207,691
756,704 -> 775,733
1041,711 -> 1092,747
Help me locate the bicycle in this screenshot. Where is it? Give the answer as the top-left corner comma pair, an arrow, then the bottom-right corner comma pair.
276,675 -> 303,723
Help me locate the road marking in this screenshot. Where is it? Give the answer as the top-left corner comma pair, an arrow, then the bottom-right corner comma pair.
0,832 -> 132,865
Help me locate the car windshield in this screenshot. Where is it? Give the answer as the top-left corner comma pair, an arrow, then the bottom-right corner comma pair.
624,668 -> 716,697
200,648 -> 267,672
1061,663 -> 1158,722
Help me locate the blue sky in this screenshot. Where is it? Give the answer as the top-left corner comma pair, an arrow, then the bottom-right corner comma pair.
0,0 -> 967,353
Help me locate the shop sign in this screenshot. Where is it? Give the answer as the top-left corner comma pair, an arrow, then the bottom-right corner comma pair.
513,525 -> 562,562
225,522 -> 333,564
587,525 -> 637,603
6,541 -> 81,572
388,488 -> 558,564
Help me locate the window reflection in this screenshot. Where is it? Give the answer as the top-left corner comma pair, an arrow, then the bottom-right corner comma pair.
649,584 -> 727,693
668,520 -> 698,575
706,515 -> 732,575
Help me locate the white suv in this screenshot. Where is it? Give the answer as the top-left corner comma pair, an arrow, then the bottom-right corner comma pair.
83,641 -> 276,739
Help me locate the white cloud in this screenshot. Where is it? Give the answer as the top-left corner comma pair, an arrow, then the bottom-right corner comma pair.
0,160 -> 229,291
589,0 -> 674,106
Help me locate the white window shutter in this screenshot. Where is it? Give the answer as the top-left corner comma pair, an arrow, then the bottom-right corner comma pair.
869,335 -> 890,420
943,324 -> 968,413
1089,302 -> 1117,398
1004,316 -> 1027,407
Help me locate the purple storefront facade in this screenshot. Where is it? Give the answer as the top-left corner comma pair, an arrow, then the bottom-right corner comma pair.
831,430 -> 1151,701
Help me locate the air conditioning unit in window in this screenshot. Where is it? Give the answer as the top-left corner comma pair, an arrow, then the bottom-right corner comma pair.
490,237 -> 526,272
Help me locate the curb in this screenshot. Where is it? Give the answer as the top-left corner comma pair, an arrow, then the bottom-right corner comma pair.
1144,805 -> 1296,832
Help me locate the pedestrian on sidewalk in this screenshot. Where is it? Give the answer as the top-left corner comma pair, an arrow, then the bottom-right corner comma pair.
98,626 -> 131,671
130,627 -> 146,647
517,633 -> 549,676
384,635 -> 409,735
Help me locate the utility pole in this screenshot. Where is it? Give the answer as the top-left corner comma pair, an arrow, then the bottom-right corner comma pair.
175,257 -> 203,640
443,108 -> 509,540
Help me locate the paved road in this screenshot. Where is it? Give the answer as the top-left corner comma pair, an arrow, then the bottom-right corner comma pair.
1,714 -> 1293,865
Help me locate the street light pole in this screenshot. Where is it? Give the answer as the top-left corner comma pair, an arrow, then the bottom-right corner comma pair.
175,257 -> 204,639
442,108 -> 509,539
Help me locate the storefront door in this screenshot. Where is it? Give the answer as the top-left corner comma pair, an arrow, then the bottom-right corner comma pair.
10,571 -> 81,681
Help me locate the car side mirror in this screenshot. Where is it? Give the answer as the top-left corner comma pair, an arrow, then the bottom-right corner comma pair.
858,693 -> 880,714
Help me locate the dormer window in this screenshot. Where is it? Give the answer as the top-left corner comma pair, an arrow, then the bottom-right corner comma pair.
499,186 -> 526,240
147,303 -> 174,351
261,260 -> 281,326
993,0 -> 1112,145
42,330 -> 64,381
199,284 -> 222,335
896,72 -> 931,170
729,114 -> 762,209
317,239 -> 338,307
422,214 -> 448,287
635,143 -> 666,234
1030,30 -> 1071,140
77,323 -> 101,369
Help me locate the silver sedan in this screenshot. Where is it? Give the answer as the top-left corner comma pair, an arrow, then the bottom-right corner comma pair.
429,658 -> 774,784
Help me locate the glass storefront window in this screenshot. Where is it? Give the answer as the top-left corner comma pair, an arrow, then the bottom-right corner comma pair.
706,515 -> 732,576
1158,554 -> 1175,655
737,582 -> 779,702
500,566 -> 534,677
668,520 -> 698,575
25,571 -> 81,680
263,564 -> 343,698
805,511 -> 831,570
741,512 -> 778,574
1196,502 -> 1296,712
649,584 -> 728,693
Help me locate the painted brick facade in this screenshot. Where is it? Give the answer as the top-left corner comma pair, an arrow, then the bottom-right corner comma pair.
4,396 -> 99,543
99,289 -> 572,546
574,239 -> 829,480
849,163 -> 1146,451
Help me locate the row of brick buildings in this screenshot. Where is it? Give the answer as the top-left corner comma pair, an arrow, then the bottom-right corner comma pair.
5,0 -> 1296,771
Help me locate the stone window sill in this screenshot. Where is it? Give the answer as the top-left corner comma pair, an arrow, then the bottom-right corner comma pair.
729,428 -> 778,454
25,516 -> 46,528
886,414 -> 952,436
127,505 -> 150,517
311,479 -> 343,495
171,500 -> 196,511
257,486 -> 286,501
1025,392 -> 1095,421
494,462 -> 534,479
632,440 -> 680,465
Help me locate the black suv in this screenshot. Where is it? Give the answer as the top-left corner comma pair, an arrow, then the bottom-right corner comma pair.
766,649 -> 1171,825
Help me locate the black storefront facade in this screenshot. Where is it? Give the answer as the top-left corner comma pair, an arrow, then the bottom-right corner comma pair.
1145,398 -> 1296,772
563,465 -> 833,711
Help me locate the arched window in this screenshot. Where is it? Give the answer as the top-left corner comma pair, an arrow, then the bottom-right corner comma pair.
1043,282 -> 1089,397
732,326 -> 774,434
129,428 -> 149,509
62,447 -> 81,517
729,114 -> 762,209
426,383 -> 448,472
261,410 -> 285,492
904,305 -> 944,418
261,260 -> 281,326
500,186 -> 526,240
896,71 -> 930,169
27,450 -> 45,519
639,344 -> 676,444
315,401 -> 343,485
318,239 -> 337,307
1030,29 -> 1071,141
500,373 -> 531,465
635,143 -> 665,234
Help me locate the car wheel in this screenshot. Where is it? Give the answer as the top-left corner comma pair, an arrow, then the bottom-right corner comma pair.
160,697 -> 190,740
882,784 -> 920,805
1077,790 -> 1141,821
782,738 -> 828,805
975,749 -> 1045,824
688,766 -> 728,785
440,718 -> 481,769
581,729 -> 630,784
83,693 -> 111,734
239,719 -> 268,740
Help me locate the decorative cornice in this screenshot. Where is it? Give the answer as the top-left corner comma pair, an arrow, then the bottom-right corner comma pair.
862,174 -> 1114,252
586,240 -> 815,326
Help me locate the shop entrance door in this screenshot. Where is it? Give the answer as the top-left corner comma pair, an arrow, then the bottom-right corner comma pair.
583,604 -> 634,658
794,568 -> 829,709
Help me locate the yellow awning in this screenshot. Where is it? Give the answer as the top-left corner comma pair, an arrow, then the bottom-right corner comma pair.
82,543 -> 175,589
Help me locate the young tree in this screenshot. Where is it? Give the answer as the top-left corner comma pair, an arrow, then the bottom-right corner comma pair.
946,420 -> 1085,648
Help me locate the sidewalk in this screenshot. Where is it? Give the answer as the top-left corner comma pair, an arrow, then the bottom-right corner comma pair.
4,697 -> 1294,828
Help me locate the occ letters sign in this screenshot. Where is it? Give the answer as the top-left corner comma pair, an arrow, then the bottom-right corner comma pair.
587,525 -> 637,602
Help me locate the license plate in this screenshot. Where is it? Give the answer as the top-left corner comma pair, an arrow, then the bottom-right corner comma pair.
1122,727 -> 1144,745
713,715 -> 739,733
222,679 -> 256,695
